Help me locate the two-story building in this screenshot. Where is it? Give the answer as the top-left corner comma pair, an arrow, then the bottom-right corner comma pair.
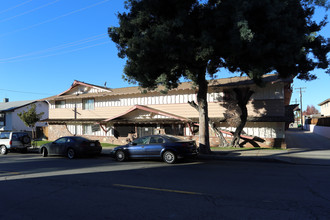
319,98 -> 330,116
0,99 -> 49,138
42,74 -> 293,148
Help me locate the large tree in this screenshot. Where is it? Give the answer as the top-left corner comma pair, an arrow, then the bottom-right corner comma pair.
109,0 -> 329,153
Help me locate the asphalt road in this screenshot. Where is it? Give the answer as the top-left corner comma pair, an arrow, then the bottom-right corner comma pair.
1,153 -> 330,220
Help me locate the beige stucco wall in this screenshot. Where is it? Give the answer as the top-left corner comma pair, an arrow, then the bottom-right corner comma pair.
49,99 -> 285,120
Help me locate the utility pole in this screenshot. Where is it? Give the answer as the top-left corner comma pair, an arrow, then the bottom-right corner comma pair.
295,87 -> 306,130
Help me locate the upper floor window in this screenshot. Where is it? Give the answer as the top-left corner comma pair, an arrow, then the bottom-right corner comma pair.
83,98 -> 94,110
55,100 -> 65,108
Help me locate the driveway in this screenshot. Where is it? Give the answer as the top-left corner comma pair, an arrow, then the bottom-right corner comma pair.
286,128 -> 330,150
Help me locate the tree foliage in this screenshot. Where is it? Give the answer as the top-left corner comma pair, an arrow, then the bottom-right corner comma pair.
303,105 -> 320,115
17,104 -> 44,128
109,0 -> 330,153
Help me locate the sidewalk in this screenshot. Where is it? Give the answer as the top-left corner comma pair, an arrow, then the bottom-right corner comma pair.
198,148 -> 330,166
102,129 -> 330,166
199,128 -> 330,165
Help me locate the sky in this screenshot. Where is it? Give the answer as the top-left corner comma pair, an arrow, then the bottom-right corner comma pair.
0,0 -> 329,112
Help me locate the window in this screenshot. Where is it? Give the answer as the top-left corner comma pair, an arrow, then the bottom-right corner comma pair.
83,124 -> 93,135
0,132 -> 10,139
150,137 -> 164,144
0,113 -> 5,126
133,136 -> 150,145
55,100 -> 65,108
83,99 -> 94,110
54,137 -> 67,144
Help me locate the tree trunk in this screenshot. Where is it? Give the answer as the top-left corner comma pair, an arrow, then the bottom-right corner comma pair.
231,88 -> 254,147
188,101 -> 229,147
196,74 -> 211,154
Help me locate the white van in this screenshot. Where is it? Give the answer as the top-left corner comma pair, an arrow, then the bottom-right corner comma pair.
0,132 -> 31,155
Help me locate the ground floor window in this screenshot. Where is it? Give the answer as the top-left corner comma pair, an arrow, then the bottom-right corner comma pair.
113,124 -> 185,137
162,124 -> 184,136
83,124 -> 93,135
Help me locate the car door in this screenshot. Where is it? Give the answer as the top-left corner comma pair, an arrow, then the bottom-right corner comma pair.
144,136 -> 164,158
50,137 -> 68,155
127,136 -> 150,158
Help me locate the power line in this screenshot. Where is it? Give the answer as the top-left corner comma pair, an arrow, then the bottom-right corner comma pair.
0,0 -> 33,15
0,0 -> 60,23
0,33 -> 107,62
0,41 -> 110,63
0,88 -> 53,95
0,0 -> 110,38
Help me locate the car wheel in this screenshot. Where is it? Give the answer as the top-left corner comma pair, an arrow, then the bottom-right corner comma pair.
163,151 -> 176,164
0,145 -> 8,155
115,150 -> 126,162
67,148 -> 75,159
21,136 -> 31,144
41,148 -> 48,157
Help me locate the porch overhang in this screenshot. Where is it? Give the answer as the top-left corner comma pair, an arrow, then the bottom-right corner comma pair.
100,105 -> 191,125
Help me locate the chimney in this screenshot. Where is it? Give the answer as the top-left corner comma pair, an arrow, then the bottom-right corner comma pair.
3,98 -> 9,103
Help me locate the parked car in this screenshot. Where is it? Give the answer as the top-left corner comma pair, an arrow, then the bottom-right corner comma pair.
110,135 -> 198,164
0,131 -> 31,155
40,136 -> 102,159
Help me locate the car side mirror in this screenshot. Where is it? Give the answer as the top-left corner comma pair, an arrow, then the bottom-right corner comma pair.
132,142 -> 137,146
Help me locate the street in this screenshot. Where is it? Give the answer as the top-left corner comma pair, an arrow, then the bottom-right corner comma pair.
1,153 -> 330,220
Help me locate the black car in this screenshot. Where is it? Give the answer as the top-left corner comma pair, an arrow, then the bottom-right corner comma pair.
110,135 -> 198,164
40,136 -> 102,159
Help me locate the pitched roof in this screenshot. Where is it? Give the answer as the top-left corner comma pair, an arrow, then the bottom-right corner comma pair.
42,74 -> 292,101
57,80 -> 113,96
318,98 -> 330,106
101,105 -> 191,123
0,100 -> 37,112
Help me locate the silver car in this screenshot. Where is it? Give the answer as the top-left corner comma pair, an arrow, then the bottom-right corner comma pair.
0,131 -> 31,155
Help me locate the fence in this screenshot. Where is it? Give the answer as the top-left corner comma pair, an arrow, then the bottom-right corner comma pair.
307,117 -> 330,127
305,116 -> 330,138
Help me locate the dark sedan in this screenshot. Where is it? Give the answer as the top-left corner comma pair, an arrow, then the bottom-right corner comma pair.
110,135 -> 198,164
40,136 -> 102,159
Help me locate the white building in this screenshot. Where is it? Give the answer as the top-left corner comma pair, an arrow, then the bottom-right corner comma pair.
0,99 -> 48,137
319,98 -> 330,116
